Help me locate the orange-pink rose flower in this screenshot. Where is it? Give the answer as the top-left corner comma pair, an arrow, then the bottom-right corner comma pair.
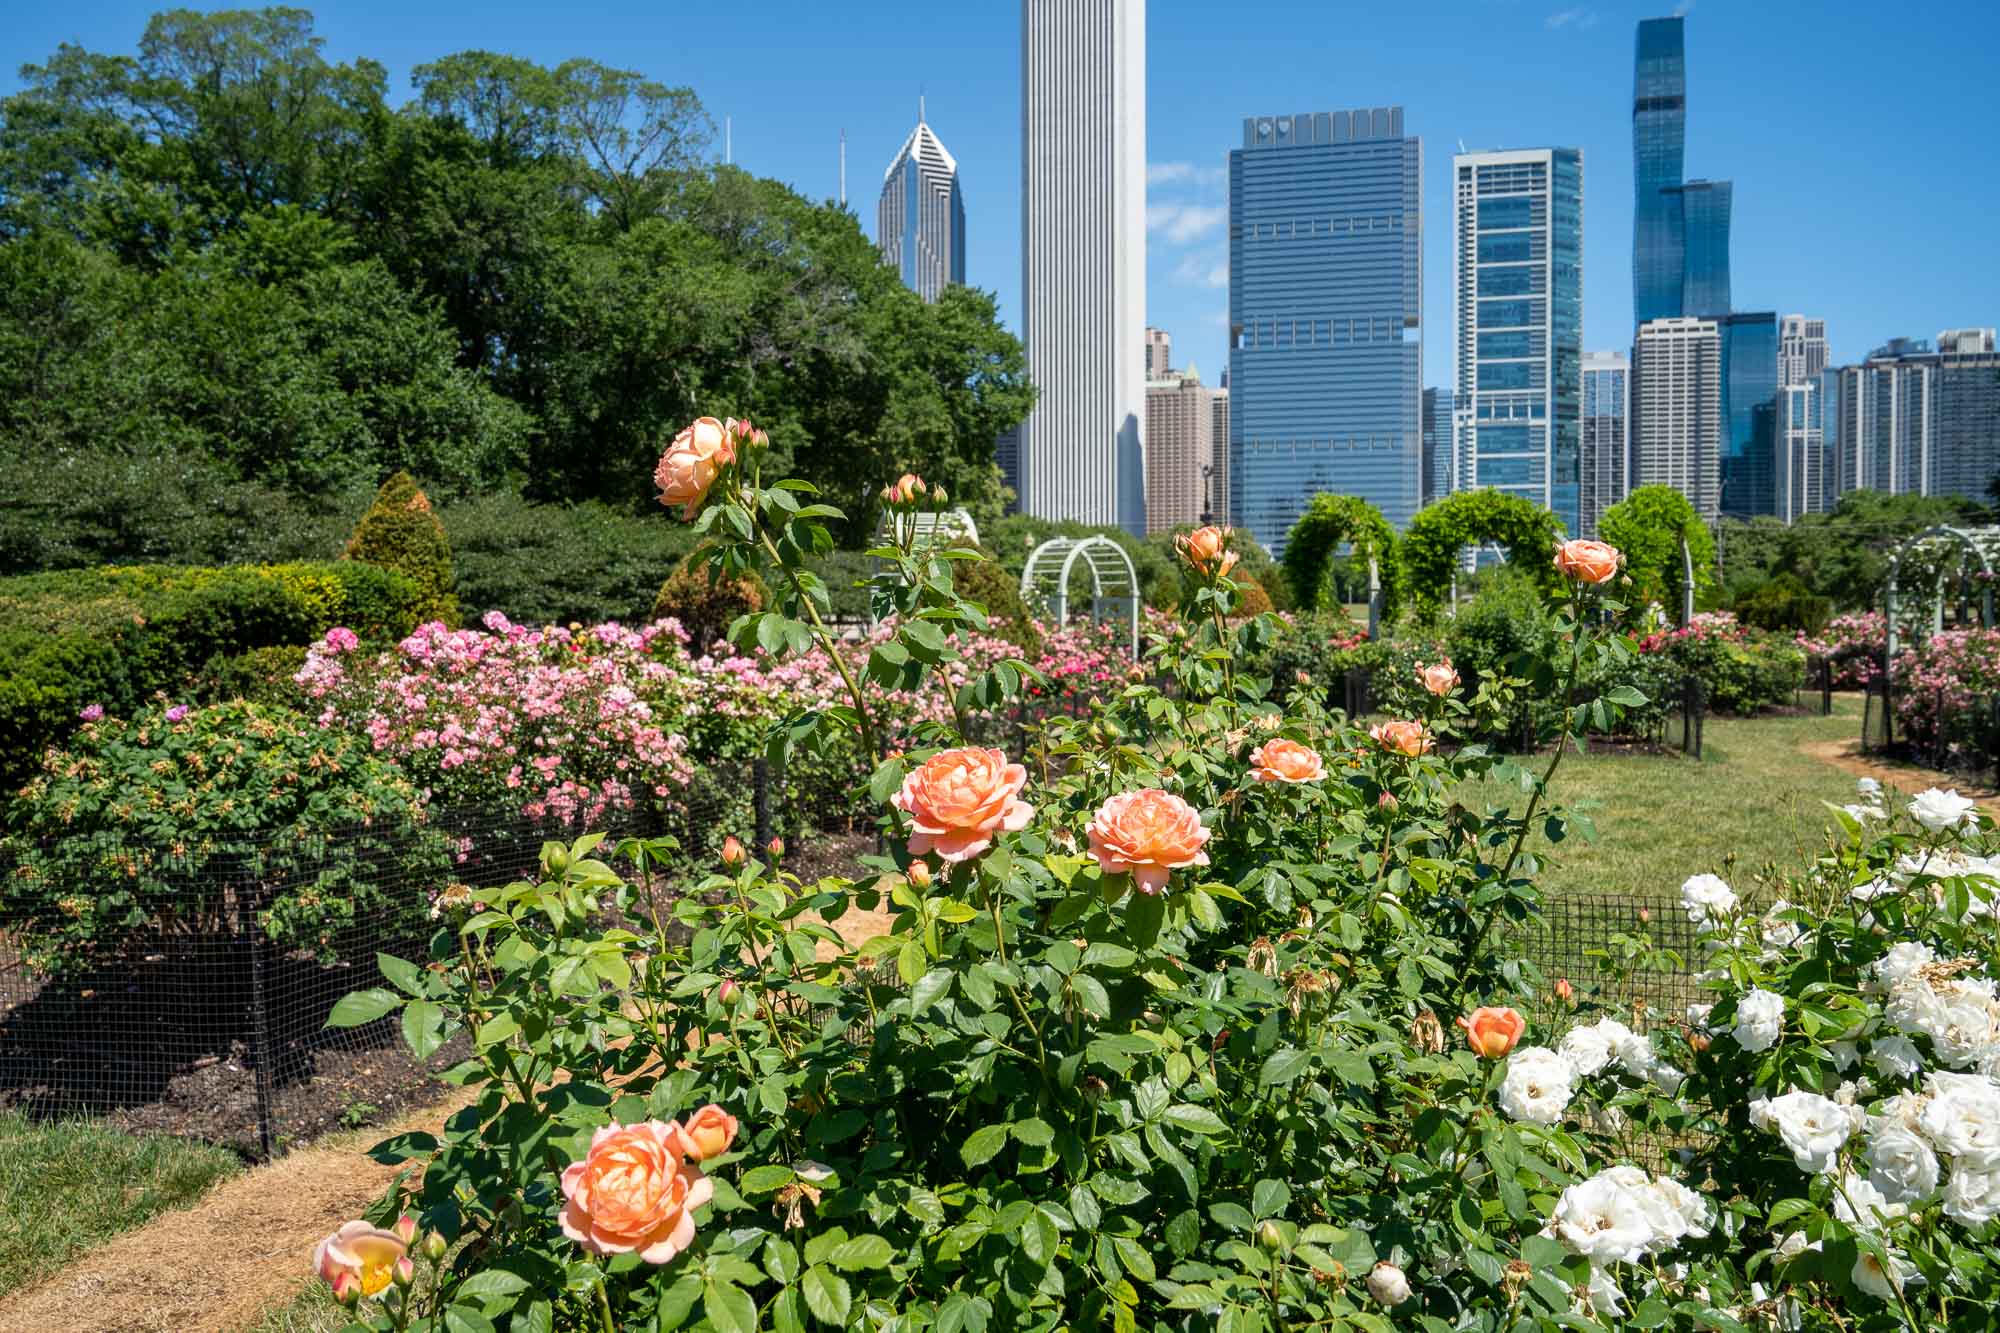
314,1217 -> 415,1298
1086,789 -> 1212,895
1369,719 -> 1434,757
1248,738 -> 1326,784
676,1104 -> 739,1162
890,746 -> 1034,862
654,416 -> 736,520
1552,539 -> 1621,585
1175,525 -> 1238,579
559,1121 -> 712,1264
1457,1006 -> 1527,1059
1417,661 -> 1459,697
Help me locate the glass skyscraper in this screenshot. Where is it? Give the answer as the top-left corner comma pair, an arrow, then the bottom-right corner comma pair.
1580,352 -> 1630,538
1822,331 -> 2000,504
877,115 -> 965,303
1632,18 -> 1686,327
1421,387 -> 1454,507
1718,312 -> 1777,518
1451,148 -> 1582,537
1227,108 -> 1422,556
1674,181 -> 1732,317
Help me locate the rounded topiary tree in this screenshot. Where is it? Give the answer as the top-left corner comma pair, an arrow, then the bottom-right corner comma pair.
1281,493 -> 1398,621
1400,489 -> 1565,617
955,556 -> 1044,660
344,472 -> 458,624
652,564 -> 768,652
1598,484 -> 1716,611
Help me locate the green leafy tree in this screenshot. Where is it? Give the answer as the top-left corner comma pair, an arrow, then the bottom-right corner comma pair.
1598,484 -> 1717,610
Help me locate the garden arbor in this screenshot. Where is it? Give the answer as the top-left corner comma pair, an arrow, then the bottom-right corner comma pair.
1020,535 -> 1140,657
1400,490 -> 1565,616
1883,525 -> 1998,659
1281,493 -> 1398,634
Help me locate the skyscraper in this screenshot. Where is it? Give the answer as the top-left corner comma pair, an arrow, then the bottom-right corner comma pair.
1632,17 -> 1687,327
1823,331 -> 2000,503
1580,352 -> 1630,537
1209,387 -> 1229,523
1932,332 -> 2000,502
1145,363 -> 1212,533
1674,180 -> 1732,317
877,113 -> 965,302
995,423 -> 1022,513
1452,147 -> 1583,536
1632,317 -> 1722,519
1228,108 -> 1423,556
1019,0 -> 1147,532
1421,387 -> 1455,507
1145,327 -> 1172,379
1778,317 -> 1827,521
1779,314 -> 1828,385
1718,311 -> 1777,518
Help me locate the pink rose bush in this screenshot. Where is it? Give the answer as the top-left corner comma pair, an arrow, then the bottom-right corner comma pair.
1892,627 -> 2000,767
1796,611 -> 1887,689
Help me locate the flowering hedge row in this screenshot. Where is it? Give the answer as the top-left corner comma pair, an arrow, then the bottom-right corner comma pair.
1892,628 -> 2000,769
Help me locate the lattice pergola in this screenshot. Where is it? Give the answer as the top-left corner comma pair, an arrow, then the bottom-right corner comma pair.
1884,524 -> 1999,658
865,509 -> 982,625
1020,535 -> 1140,657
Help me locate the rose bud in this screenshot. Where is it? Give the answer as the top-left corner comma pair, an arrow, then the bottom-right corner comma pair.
393,1256 -> 416,1288
720,836 -> 746,867
1378,791 -> 1399,811
717,979 -> 740,1006
1256,1220 -> 1286,1253
1554,978 -> 1575,1006
392,1215 -> 418,1247
767,836 -> 785,860
422,1231 -> 447,1262
331,1272 -> 362,1307
1689,1031 -> 1712,1053
1367,1261 -> 1413,1307
907,861 -> 933,889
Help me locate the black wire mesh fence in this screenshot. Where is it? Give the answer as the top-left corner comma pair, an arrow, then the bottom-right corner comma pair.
1513,893 -> 1702,1022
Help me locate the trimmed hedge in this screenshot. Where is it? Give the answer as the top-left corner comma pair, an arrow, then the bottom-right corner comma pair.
0,561 -> 425,787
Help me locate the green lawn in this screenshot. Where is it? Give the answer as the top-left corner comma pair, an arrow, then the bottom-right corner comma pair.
0,1110 -> 242,1298
1454,696 -> 1870,900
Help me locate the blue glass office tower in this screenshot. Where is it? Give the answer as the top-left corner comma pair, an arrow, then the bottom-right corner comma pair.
1632,18 -> 1686,327
1421,388 -> 1454,506
1674,181 -> 1732,316
1452,148 -> 1583,537
1717,312 -> 1777,517
1227,108 -> 1422,556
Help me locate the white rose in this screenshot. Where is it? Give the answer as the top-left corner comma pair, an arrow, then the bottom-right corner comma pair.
1834,1173 -> 1909,1231
1645,1058 -> 1687,1096
1870,941 -> 1933,991
1851,1248 -> 1912,1300
1761,899 -> 1806,951
1920,1072 -> 2000,1167
1773,1230 -> 1819,1262
1858,777 -> 1882,798
1887,978 -> 1949,1043
1943,1163 -> 2000,1227
1865,1121 -> 1941,1204
1499,1047 -> 1576,1125
1604,1021 -> 1656,1071
1749,1095 -> 1777,1131
1870,1035 -> 1925,1081
1686,1002 -> 1715,1031
1559,1025 -> 1614,1077
1545,1172 -> 1657,1263
1734,989 -> 1786,1053
1830,1041 -> 1860,1071
1844,802 -> 1884,823
1580,1265 -> 1625,1318
1365,1262 -> 1412,1307
1911,787 -> 1977,833
1930,990 -> 2000,1070
1876,1092 -> 1930,1132
1646,1174 -> 1714,1242
1680,873 -> 1738,927
1765,1090 -> 1861,1174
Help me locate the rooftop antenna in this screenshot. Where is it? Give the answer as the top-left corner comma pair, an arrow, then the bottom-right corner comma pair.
725,116 -> 732,165
919,91 -> 926,123
839,128 -> 846,207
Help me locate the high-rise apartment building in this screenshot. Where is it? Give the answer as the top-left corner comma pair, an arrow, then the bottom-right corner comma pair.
1145,327 -> 1172,379
1452,148 -> 1583,536
995,423 -> 1022,513
1580,352 -> 1630,537
1227,107 -> 1423,556
1421,388 -> 1454,507
1718,311 -> 1777,518
1777,316 -> 1827,521
1824,331 -> 2000,503
1631,16 -> 1730,328
1019,0 -> 1146,531
1632,317 -> 1722,519
877,115 -> 964,302
1144,363 -> 1212,533
1209,388 -> 1229,522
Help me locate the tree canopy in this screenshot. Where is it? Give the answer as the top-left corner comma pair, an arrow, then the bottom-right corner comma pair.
1598,485 -> 1716,610
0,7 -> 1034,570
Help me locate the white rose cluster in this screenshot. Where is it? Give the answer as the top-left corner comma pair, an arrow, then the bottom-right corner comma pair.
1679,872 -> 1737,929
1558,1016 -> 1684,1096
1542,1164 -> 1713,1316
1881,951 -> 2000,1076
1732,988 -> 1786,1053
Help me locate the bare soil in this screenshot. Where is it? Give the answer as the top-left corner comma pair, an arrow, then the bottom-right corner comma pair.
1799,737 -> 2000,814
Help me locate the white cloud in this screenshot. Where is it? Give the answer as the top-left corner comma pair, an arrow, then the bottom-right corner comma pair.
1149,204 -> 1226,244
1149,160 -> 1227,188
1673,0 -> 1694,14
1174,252 -> 1228,289
1545,7 -> 1598,29
1205,309 -> 1231,329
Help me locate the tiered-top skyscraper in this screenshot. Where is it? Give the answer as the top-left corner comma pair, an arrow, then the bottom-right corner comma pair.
1018,0 -> 1147,532
877,111 -> 965,302
1632,17 -> 1731,324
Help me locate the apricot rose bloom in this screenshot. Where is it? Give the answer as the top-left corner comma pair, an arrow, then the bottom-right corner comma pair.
1248,738 -> 1326,784
654,416 -> 737,520
1552,538 -> 1621,585
1369,719 -> 1434,757
1086,789 -> 1212,895
559,1121 -> 712,1264
1175,525 -> 1238,579
1457,1006 -> 1528,1059
314,1217 -> 415,1298
677,1104 -> 739,1161
890,746 -> 1034,862
1417,661 -> 1459,697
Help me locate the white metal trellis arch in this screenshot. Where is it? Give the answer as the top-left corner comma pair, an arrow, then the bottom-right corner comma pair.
1020,535 -> 1140,657
1884,524 -> 1998,660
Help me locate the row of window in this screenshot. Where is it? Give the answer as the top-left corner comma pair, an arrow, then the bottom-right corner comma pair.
1234,437 -> 1415,452
1475,398 -> 1549,421
1238,214 -> 1407,240
1232,316 -> 1411,349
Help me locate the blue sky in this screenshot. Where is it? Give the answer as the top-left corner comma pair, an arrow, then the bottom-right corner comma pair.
9,1 -> 2000,389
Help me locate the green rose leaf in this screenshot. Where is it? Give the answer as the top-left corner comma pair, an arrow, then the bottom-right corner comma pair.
325,987 -> 401,1029
801,1265 -> 853,1326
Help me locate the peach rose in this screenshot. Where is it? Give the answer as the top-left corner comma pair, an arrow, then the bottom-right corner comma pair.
720,835 -> 745,867
1248,738 -> 1326,784
1175,525 -> 1238,579
1417,661 -> 1459,697
1457,1006 -> 1527,1058
1369,719 -> 1433,757
314,1217 -> 414,1298
884,473 -> 927,505
676,1104 -> 739,1162
1552,539 -> 1621,585
1086,788 -> 1212,895
654,416 -> 736,520
890,746 -> 1034,862
559,1121 -> 712,1264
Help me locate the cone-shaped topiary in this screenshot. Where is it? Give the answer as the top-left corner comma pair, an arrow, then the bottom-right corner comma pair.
343,472 -> 458,625
652,564 -> 768,652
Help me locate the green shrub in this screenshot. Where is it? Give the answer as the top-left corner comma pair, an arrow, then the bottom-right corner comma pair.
443,495 -> 696,626
193,645 -> 310,709
652,565 -> 769,652
1442,566 -> 1563,744
1732,572 -> 1832,634
2,701 -> 449,974
344,472 -> 456,623
953,557 -> 1043,659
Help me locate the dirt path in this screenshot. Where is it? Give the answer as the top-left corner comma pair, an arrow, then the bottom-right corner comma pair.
1800,737 -> 2000,814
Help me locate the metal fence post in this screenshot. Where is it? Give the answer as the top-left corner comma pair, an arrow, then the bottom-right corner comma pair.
245,883 -> 280,1161
753,758 -> 772,851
